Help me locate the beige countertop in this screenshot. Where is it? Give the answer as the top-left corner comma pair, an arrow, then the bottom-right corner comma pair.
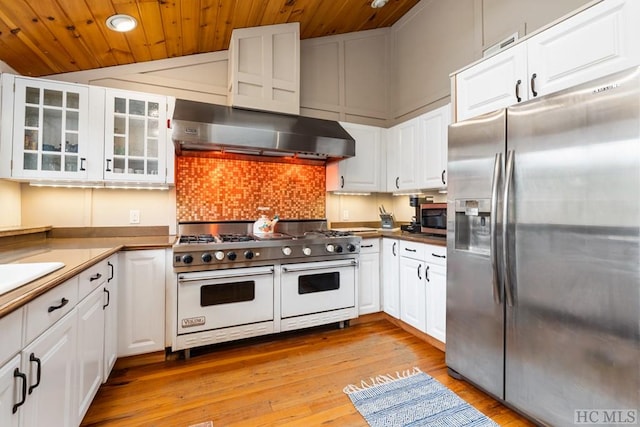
0,234 -> 175,319
351,230 -> 447,247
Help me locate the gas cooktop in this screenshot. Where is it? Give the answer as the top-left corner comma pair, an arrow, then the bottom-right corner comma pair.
173,221 -> 361,271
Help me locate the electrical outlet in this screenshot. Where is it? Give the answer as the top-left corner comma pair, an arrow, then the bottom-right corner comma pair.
129,210 -> 140,224
342,210 -> 349,220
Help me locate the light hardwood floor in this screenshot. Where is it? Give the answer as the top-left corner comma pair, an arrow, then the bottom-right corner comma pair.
81,316 -> 535,426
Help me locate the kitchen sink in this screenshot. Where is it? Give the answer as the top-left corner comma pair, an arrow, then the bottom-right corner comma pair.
0,262 -> 65,295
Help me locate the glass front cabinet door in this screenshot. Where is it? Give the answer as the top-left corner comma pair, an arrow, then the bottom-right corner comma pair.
11,77 -> 90,180
104,90 -> 168,183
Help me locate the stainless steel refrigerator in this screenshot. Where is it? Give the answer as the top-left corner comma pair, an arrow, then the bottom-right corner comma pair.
446,66 -> 640,426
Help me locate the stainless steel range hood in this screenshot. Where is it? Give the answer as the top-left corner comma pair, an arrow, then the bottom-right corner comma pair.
171,99 -> 355,161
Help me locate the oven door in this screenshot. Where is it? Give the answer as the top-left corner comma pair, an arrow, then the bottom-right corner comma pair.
280,259 -> 357,318
177,266 -> 274,334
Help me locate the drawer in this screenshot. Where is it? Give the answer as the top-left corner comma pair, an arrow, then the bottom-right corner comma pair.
24,276 -> 79,345
0,307 -> 24,366
399,240 -> 425,260
78,260 -> 108,301
360,238 -> 380,254
425,244 -> 447,266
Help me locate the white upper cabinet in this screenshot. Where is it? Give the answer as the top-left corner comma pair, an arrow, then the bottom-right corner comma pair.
455,43 -> 528,122
417,104 -> 451,190
387,117 -> 420,192
228,23 -> 300,115
386,104 -> 451,192
326,122 -> 384,192
1,75 -> 90,181
103,89 -> 171,184
454,0 -> 640,122
0,74 -> 174,186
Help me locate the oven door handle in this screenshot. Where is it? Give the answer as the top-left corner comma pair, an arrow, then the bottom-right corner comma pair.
178,266 -> 274,282
282,260 -> 357,273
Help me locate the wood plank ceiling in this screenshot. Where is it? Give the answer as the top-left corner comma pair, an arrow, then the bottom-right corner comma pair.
0,0 -> 419,77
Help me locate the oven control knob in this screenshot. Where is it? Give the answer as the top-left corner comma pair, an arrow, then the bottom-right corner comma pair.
282,246 -> 292,256
303,247 -> 312,256
244,250 -> 254,260
335,245 -> 343,253
182,254 -> 193,264
214,251 -> 225,261
347,243 -> 357,252
326,244 -> 335,253
227,251 -> 237,261
201,253 -> 213,263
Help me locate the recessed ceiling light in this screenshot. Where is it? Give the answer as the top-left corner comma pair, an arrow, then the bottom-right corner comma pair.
371,0 -> 388,8
106,14 -> 137,32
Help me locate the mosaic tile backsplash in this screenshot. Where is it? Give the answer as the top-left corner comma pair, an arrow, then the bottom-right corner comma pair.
176,156 -> 326,221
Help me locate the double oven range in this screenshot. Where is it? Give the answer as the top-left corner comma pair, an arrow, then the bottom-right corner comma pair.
171,220 -> 361,354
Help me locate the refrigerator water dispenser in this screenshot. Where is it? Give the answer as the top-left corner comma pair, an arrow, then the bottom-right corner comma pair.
454,199 -> 491,256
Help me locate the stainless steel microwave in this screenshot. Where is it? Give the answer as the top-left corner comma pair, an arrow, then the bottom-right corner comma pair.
420,203 -> 447,235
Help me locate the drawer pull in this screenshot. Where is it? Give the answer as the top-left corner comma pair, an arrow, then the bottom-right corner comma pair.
404,248 -> 417,252
13,368 -> 27,413
47,297 -> 69,313
28,353 -> 41,395
90,273 -> 102,282
431,253 -> 446,259
361,244 -> 374,248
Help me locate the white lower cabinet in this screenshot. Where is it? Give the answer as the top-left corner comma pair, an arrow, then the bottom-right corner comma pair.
399,255 -> 426,332
381,238 -> 400,319
76,285 -> 105,423
21,310 -> 77,427
103,255 -> 118,381
396,241 -> 447,343
358,238 -> 380,315
0,354 -> 22,427
425,262 -> 446,343
118,249 -> 166,357
424,245 -> 447,343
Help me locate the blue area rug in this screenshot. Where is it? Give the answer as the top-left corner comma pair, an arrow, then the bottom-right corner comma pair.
344,367 -> 499,427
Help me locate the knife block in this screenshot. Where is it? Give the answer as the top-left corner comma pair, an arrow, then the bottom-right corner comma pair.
380,214 -> 394,229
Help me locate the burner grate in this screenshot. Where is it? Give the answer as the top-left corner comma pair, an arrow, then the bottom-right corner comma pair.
218,233 -> 255,242
179,234 -> 216,244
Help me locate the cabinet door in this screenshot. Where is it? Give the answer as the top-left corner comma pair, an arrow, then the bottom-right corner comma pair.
358,241 -> 380,315
12,77 -> 90,180
418,104 -> 451,189
0,355 -> 22,427
395,117 -> 420,190
76,285 -> 105,423
385,127 -> 400,192
104,90 -> 168,183
118,250 -> 166,357
527,0 -> 640,100
326,123 -> 382,192
229,23 -> 300,115
21,311 -> 76,427
455,43 -> 527,122
382,239 -> 400,319
399,256 -> 426,332
426,263 -> 446,343
103,256 -> 118,381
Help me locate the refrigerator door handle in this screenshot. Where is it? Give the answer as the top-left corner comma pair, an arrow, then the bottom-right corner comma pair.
490,152 -> 502,305
503,150 -> 516,306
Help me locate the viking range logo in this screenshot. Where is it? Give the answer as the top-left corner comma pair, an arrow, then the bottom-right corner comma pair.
182,316 -> 206,328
